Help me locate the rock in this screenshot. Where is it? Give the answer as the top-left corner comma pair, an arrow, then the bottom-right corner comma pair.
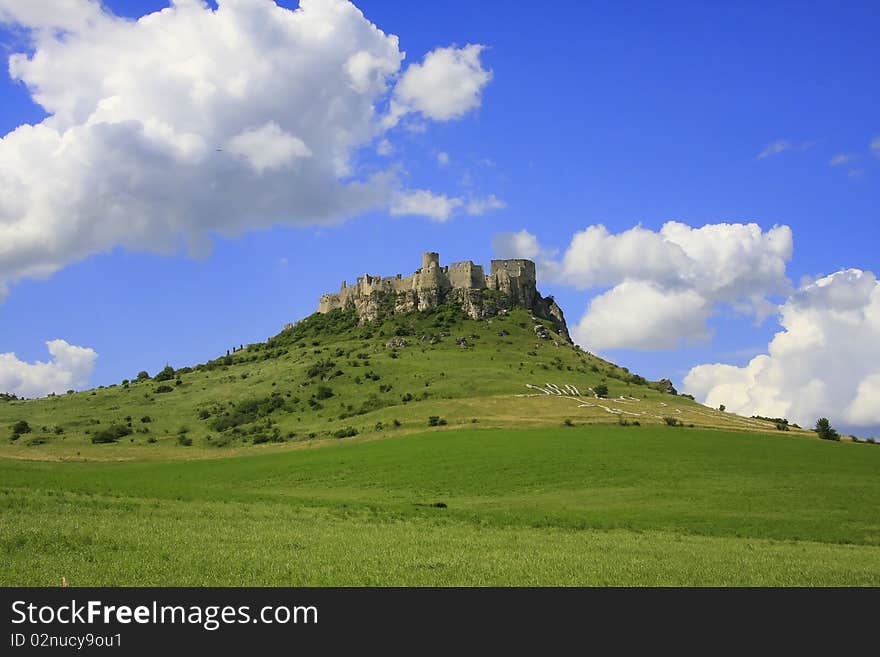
497,329 -> 510,337
455,336 -> 470,348
385,337 -> 408,349
658,378 -> 678,395
534,324 -> 551,340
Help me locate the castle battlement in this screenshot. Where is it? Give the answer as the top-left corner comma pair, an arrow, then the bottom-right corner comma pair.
316,252 -> 570,341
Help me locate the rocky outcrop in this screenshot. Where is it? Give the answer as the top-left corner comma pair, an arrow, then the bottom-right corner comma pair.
317,252 -> 572,342
658,378 -> 678,395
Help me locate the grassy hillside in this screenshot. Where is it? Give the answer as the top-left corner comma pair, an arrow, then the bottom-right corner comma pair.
0,304 -> 799,460
2,426 -> 879,585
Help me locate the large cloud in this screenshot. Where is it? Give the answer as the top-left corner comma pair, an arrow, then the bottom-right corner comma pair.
0,339 -> 97,398
684,269 -> 880,430
0,0 -> 496,296
494,222 -> 793,350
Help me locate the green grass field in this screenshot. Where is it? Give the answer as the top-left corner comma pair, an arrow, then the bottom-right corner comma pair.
2,426 -> 879,586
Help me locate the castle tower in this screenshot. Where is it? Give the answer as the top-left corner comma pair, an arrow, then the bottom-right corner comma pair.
422,252 -> 440,270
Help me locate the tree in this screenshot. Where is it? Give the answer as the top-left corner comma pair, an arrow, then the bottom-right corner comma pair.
815,417 -> 840,441
594,384 -> 609,398
10,420 -> 31,440
154,365 -> 175,382
719,404 -> 726,412
136,371 -> 150,381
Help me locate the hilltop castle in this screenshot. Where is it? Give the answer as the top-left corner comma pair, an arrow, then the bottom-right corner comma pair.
317,252 -> 571,342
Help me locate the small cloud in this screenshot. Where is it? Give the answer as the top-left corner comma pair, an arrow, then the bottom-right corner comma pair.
757,139 -> 813,160
376,139 -> 393,156
466,194 -> 505,215
390,189 -> 462,222
277,257 -> 289,270
871,136 -> 880,156
437,151 -> 450,166
390,44 -> 492,123
829,153 -> 857,167
847,169 -> 865,179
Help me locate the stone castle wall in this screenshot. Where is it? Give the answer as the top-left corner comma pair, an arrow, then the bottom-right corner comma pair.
317,252 -> 570,341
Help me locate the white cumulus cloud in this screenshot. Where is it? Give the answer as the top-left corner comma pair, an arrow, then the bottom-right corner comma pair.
0,339 -> 97,398
494,221 -> 793,351
574,281 -> 711,351
390,44 -> 492,123
684,269 -> 880,430
0,0 -> 496,298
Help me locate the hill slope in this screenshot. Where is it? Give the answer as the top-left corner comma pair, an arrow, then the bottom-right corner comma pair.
0,304 -> 798,460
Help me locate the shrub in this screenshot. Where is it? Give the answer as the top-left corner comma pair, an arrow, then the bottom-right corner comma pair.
427,416 -> 447,427
155,385 -> 174,394
663,417 -> 682,427
154,365 -> 175,382
136,371 -> 150,381
563,418 -> 574,427
140,416 -> 152,423
306,359 -> 337,379
91,424 -> 132,444
333,426 -> 358,438
392,419 -> 401,428
10,420 -> 31,440
815,418 -> 840,441
208,393 -> 289,431
594,384 -> 608,398
147,436 -> 158,444
315,385 -> 334,400
401,393 -> 414,403
177,435 -> 193,446
197,409 -> 210,420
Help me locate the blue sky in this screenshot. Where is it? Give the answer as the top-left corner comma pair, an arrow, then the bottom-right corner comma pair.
0,0 -> 878,433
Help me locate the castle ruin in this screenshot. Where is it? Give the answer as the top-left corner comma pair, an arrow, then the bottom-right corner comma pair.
317,252 -> 571,341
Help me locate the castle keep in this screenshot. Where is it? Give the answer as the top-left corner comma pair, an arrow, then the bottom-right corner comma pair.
317,252 -> 571,342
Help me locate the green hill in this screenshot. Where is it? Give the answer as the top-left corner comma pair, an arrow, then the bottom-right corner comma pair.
0,303 -> 796,461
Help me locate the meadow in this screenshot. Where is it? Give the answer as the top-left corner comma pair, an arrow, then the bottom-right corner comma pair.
2,425 -> 879,586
